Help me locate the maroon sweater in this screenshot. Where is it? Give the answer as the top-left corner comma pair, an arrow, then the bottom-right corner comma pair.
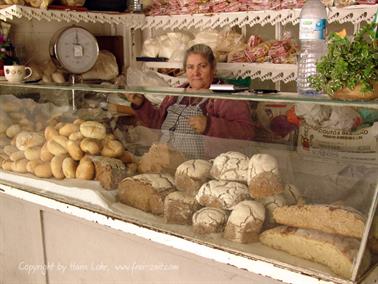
132,95 -> 255,140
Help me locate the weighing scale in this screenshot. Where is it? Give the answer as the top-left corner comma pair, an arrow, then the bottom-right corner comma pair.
49,26 -> 99,111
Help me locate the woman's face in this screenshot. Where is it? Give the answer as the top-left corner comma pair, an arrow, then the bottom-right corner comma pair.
185,53 -> 215,90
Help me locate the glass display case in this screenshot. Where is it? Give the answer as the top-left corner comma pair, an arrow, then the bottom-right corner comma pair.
0,82 -> 377,284
0,3 -> 377,283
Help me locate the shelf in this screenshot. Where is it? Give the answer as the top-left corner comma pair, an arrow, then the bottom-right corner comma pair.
142,4 -> 378,30
144,62 -> 297,83
0,4 -> 376,29
0,4 -> 145,27
1,82 -> 378,108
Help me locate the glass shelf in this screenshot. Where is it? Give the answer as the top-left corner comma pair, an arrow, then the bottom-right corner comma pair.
1,81 -> 377,108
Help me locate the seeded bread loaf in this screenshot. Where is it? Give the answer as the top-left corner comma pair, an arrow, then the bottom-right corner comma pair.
164,191 -> 201,225
196,180 -> 250,210
93,157 -> 128,190
210,151 -> 249,183
273,204 -> 366,239
260,225 -> 370,279
175,159 -> 212,196
224,200 -> 265,243
118,173 -> 176,215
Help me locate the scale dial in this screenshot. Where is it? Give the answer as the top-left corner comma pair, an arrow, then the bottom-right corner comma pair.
50,26 -> 99,74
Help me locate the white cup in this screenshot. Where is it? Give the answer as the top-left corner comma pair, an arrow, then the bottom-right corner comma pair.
4,65 -> 32,83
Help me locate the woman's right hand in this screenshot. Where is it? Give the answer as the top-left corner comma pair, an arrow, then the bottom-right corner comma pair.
125,93 -> 144,107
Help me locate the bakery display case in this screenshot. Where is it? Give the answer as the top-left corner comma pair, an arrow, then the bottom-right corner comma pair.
0,3 -> 377,284
0,82 -> 377,284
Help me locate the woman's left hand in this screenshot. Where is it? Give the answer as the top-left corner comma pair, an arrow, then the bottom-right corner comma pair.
189,115 -> 207,134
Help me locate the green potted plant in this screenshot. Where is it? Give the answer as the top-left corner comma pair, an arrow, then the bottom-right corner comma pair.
309,22 -> 378,100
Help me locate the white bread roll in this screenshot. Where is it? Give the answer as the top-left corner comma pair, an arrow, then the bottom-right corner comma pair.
80,121 -> 106,140
59,123 -> 79,137
68,131 -> 83,141
15,132 -> 45,151
73,118 -> 84,126
6,124 -> 21,138
76,157 -> 95,180
40,142 -> 54,162
67,140 -> 84,161
0,136 -> 10,147
101,139 -> 124,158
24,146 -> 42,161
44,126 -> 59,140
34,162 -> 53,178
12,159 -> 28,173
62,157 -> 77,178
80,138 -> 101,155
2,160 -> 13,171
26,159 -> 43,174
51,154 -> 67,179
9,150 -> 25,162
3,145 -> 18,156
46,140 -> 66,156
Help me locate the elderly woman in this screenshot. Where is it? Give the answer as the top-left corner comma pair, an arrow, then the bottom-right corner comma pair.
127,44 -> 255,158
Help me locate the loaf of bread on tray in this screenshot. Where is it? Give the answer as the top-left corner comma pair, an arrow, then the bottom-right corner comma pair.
224,200 -> 265,243
164,191 -> 201,225
175,159 -> 212,196
273,204 -> 366,239
260,225 -> 370,279
210,151 -> 249,183
118,173 -> 176,215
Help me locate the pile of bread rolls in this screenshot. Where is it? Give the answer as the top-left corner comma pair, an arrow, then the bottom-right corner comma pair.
0,111 -> 132,181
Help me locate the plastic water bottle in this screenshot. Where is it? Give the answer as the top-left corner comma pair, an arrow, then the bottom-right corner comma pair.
297,0 -> 327,96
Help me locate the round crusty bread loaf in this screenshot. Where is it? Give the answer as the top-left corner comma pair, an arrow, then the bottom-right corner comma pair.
196,180 -> 250,210
224,200 -> 265,243
192,207 -> 228,235
175,159 -> 211,195
80,121 -> 106,140
210,151 -> 249,183
247,153 -> 280,185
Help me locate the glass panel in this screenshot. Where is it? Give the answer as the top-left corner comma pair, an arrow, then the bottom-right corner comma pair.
0,82 -> 377,108
0,87 -> 377,282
